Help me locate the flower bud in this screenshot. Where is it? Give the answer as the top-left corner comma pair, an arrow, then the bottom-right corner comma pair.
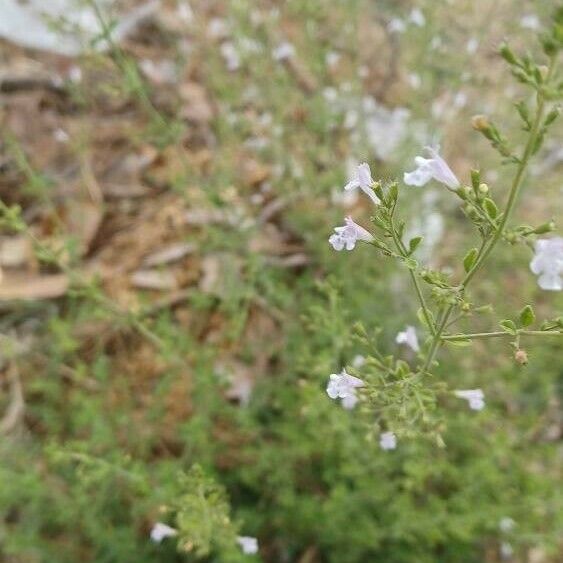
514,349 -> 528,365
499,43 -> 518,65
538,65 -> 549,81
472,114 -> 490,131
464,204 -> 478,219
478,183 -> 489,194
533,221 -> 556,234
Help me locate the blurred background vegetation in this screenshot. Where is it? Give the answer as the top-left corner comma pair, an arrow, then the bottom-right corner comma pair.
0,0 -> 561,561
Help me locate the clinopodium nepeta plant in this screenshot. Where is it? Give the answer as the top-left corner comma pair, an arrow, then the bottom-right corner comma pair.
326,14 -> 563,448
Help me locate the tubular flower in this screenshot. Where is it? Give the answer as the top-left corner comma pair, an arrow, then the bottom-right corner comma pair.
395,325 -> 420,352
150,523 -> 178,543
529,237 -> 563,291
343,163 -> 381,204
327,369 -> 364,401
454,389 -> 485,411
404,147 -> 460,189
379,431 -> 397,450
329,216 -> 374,251
237,536 -> 259,555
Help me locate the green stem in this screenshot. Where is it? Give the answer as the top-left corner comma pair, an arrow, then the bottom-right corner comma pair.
389,217 -> 436,336
442,330 -> 562,341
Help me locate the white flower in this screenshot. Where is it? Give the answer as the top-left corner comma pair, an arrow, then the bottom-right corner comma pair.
343,163 -> 380,204
352,354 -> 366,368
150,522 -> 178,543
327,369 -> 364,400
379,431 -> 397,450
388,18 -> 406,33
454,389 -> 485,411
500,542 -> 514,559
499,517 -> 515,533
408,72 -> 421,89
520,14 -> 540,30
431,36 -> 442,50
409,8 -> 425,27
326,51 -> 340,67
329,217 -> 374,251
237,536 -> 259,555
220,42 -> 241,71
529,237 -> 563,291
396,326 -> 420,352
466,38 -> 479,54
453,91 -> 468,109
273,41 -> 295,61
53,128 -> 69,143
404,147 -> 460,189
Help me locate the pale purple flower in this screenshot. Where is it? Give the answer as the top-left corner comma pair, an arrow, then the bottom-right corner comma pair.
388,18 -> 406,33
404,147 -> 460,190
454,389 -> 485,411
352,354 -> 366,368
327,369 -> 364,400
237,536 -> 259,555
150,522 -> 178,543
396,325 -> 420,352
341,393 -> 359,410
329,217 -> 374,251
273,41 -> 295,61
520,14 -> 540,30
326,51 -> 341,67
499,517 -> 515,533
466,38 -> 479,54
529,237 -> 563,291
500,542 -> 514,560
379,431 -> 397,450
220,42 -> 241,71
408,72 -> 422,89
343,163 -> 380,204
409,8 -> 425,27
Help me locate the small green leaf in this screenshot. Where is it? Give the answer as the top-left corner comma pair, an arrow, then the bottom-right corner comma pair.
499,319 -> 518,335
403,257 -> 418,270
514,100 -> 531,129
483,198 -> 498,219
417,307 -> 435,329
408,236 -> 423,255
463,248 -> 479,272
544,106 -> 560,127
519,305 -> 535,327
395,360 -> 411,376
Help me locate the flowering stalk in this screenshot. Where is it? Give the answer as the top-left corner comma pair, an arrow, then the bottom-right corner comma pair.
422,50 -> 560,373
325,17 -> 563,444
